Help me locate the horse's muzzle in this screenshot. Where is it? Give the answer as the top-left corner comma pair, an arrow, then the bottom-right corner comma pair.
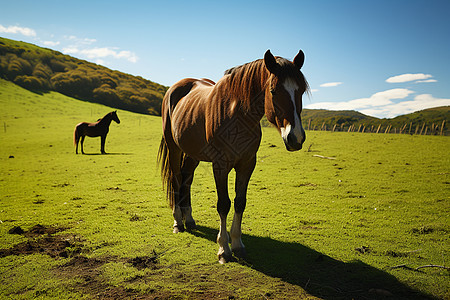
284,131 -> 305,151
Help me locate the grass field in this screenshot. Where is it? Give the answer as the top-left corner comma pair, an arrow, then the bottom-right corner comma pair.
1,79 -> 449,299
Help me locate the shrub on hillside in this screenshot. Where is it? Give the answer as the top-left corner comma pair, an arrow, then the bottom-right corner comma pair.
14,75 -> 48,91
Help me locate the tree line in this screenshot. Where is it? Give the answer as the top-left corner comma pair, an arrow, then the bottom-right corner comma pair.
0,37 -> 167,115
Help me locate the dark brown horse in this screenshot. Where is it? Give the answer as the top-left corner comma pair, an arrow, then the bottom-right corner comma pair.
74,111 -> 120,154
158,50 -> 309,263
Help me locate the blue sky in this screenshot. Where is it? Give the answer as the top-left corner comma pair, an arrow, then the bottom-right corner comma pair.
1,0 -> 449,118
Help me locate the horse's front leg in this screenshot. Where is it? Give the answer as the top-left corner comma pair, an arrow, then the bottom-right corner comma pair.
231,155 -> 256,259
213,162 -> 232,264
100,135 -> 106,154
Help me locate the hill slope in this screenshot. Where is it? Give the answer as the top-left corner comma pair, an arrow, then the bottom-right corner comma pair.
0,37 -> 167,115
302,106 -> 449,135
0,79 -> 448,299
0,37 -> 448,134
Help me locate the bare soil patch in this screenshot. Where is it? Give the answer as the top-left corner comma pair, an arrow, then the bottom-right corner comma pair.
2,224 -> 76,258
2,224 -> 172,299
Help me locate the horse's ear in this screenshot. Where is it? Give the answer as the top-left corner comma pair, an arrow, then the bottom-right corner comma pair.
264,50 -> 280,75
293,50 -> 305,69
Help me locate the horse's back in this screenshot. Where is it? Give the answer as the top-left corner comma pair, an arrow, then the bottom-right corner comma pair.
75,121 -> 103,137
163,78 -> 218,160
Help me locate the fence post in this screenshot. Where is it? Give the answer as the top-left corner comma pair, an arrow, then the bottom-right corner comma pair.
441,120 -> 445,136
420,123 -> 426,135
384,125 -> 391,134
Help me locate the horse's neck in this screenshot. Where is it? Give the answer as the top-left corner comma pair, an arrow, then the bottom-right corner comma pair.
246,92 -> 266,122
227,67 -> 268,120
242,74 -> 268,123
99,115 -> 112,126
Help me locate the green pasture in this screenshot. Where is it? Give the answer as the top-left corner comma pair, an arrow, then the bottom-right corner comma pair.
0,79 -> 449,299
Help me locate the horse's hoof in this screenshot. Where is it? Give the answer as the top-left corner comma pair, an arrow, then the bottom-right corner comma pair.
233,247 -> 247,259
185,220 -> 197,231
173,225 -> 185,233
218,253 -> 233,264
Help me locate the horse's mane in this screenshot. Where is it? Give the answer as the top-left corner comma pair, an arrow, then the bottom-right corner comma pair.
220,59 -> 270,111
220,57 -> 309,108
205,57 -> 309,141
205,59 -> 270,141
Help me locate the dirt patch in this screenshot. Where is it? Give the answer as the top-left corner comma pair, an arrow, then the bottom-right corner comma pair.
25,224 -> 67,237
2,224 -> 172,299
1,225 -> 79,258
128,252 -> 158,270
56,255 -> 169,299
8,226 -> 25,235
8,224 -> 67,238
52,183 -> 70,188
0,235 -> 74,258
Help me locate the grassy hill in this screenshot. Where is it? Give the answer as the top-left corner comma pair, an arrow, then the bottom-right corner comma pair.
0,37 -> 167,115
302,107 -> 449,135
0,37 -> 448,135
1,79 -> 449,299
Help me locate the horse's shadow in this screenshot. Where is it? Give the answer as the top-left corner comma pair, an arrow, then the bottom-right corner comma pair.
81,152 -> 133,156
191,225 -> 435,300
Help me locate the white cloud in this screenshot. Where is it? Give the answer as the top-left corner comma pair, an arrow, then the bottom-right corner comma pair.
95,59 -> 105,65
386,73 -> 433,83
82,47 -> 138,63
320,82 -> 343,87
306,88 -> 450,118
360,94 -> 450,118
415,79 -> 437,83
43,40 -> 60,47
0,24 -> 36,37
62,47 -> 79,54
64,35 -> 96,45
306,88 -> 413,111
63,46 -> 138,63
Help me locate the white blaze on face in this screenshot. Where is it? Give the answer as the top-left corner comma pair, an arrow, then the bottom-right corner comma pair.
281,78 -> 304,143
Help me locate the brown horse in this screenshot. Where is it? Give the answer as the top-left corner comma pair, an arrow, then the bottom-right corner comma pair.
74,111 -> 120,154
158,50 -> 309,263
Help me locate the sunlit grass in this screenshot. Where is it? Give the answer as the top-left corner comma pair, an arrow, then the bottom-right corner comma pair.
1,79 -> 449,299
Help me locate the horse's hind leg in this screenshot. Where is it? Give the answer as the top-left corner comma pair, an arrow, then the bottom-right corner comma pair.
74,127 -> 80,154
80,136 -> 85,154
75,136 -> 79,154
231,155 -> 256,259
180,156 -> 199,230
168,148 -> 184,233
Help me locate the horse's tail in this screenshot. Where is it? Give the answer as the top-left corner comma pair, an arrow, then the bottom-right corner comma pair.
157,136 -> 176,209
157,79 -> 195,209
73,125 -> 79,147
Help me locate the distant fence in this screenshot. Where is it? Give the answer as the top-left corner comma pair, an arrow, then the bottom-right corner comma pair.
306,120 -> 447,136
